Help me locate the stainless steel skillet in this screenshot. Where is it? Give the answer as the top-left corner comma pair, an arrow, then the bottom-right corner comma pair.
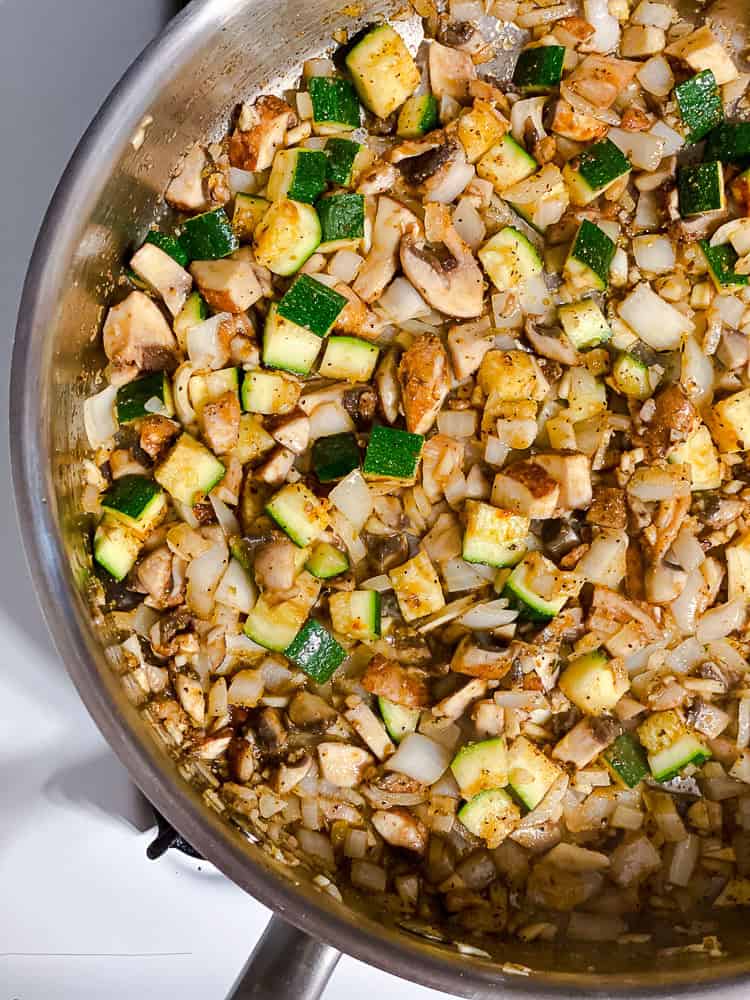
10,0 -> 750,996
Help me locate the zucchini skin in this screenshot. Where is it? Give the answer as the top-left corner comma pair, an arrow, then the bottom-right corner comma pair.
512,46 -> 565,93
677,161 -> 725,217
604,733 -> 649,788
675,70 -> 723,143
700,240 -> 749,290
575,138 -> 631,193
116,371 -> 173,423
317,193 -> 365,244
284,618 -> 346,682
101,474 -> 161,522
324,137 -> 362,185
705,121 -> 750,162
276,273 -> 347,337
144,230 -> 190,266
569,219 -> 616,289
308,76 -> 361,129
180,208 -> 238,260
363,424 -> 424,480
312,431 -> 361,482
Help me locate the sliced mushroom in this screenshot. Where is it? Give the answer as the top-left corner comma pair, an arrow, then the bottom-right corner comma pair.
400,204 -> 484,318
275,753 -> 312,794
201,390 -> 241,454
255,707 -> 288,751
227,736 -> 256,783
397,333 -> 451,435
253,538 -> 299,592
364,531 -> 409,574
190,257 -> 263,313
268,412 -> 310,455
491,462 -> 561,519
103,291 -> 178,384
374,348 -> 401,424
254,446 -> 296,485
288,691 -> 338,729
353,196 -> 420,304
372,807 -> 428,854
333,283 -> 379,339
361,654 -> 430,708
130,244 -> 193,317
166,143 -> 210,212
136,546 -> 173,607
447,318 -> 493,380
174,673 -> 205,727
139,415 -> 179,460
230,95 -> 297,171
428,40 -> 476,101
357,160 -> 398,195
317,742 -> 373,787
639,384 -> 698,461
550,99 -> 607,143
393,133 -> 474,205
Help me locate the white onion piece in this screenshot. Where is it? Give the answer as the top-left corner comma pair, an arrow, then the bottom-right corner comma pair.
449,0 -> 484,17
187,313 -> 232,370
350,859 -> 386,892
442,558 -> 493,592
173,361 -> 197,426
516,2 -> 576,27
511,97 -> 548,144
186,540 -> 228,619
378,277 -> 431,323
618,283 -> 692,349
484,435 -> 510,467
628,464 -> 690,501
637,55 -> 674,95
303,57 -> 335,78
681,335 -> 714,407
491,292 -> 523,330
714,294 -> 745,328
665,637 -> 705,673
386,733 -> 451,785
437,410 -> 477,438
649,120 -> 684,155
560,82 -> 620,126
576,530 -> 628,588
670,568 -> 704,635
308,401 -> 355,440
329,470 -> 372,531
710,219 -> 745,248
296,91 -> 314,120
209,494 -> 240,537
632,235 -> 675,274
670,527 -> 705,572
608,127 -> 664,172
452,197 -> 486,251
228,167 -> 257,194
303,136 -> 327,151
696,598 -> 746,643
583,0 -> 620,52
634,191 -> 659,232
361,574 -> 393,592
84,384 -> 118,447
215,558 -> 256,614
646,563 -> 686,603
708,639 -> 748,673
431,768 -> 461,798
520,273 -> 554,318
459,600 -> 518,629
425,159 -> 474,204
328,249 -> 363,284
632,1 -> 674,27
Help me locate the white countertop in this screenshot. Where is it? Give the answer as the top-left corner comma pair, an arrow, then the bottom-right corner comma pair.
0,1 -> 444,996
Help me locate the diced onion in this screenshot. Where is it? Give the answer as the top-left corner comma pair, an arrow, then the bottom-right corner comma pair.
453,198 -> 486,250
632,1 -> 674,28
297,828 -> 335,868
228,167 -> 257,194
583,0 -> 621,52
576,531 -> 628,587
84,384 -> 118,448
296,91 -> 314,119
649,120 -> 684,156
516,2 -> 576,27
328,249 -> 363,284
665,637 -> 705,673
386,733 -> 451,785
714,294 -> 745,328
696,598 -> 746,643
215,558 -> 256,614
637,55 -> 674,95
437,410 -> 477,439
670,527 -> 705,572
442,558 -> 493,592
459,599 -> 518,629
378,277 -> 431,323
173,362 -> 197,426
308,401 -> 355,440
670,569 -> 704,635
607,127 -> 665,172
617,283 -> 692,349
511,97 -> 548,144
329,469 -> 372,531
628,464 -> 690,501
632,235 -> 675,274
187,313 -> 232,370
361,574 -> 393,592
209,494 -> 240,537
329,509 -> 367,565
350,859 -> 386,892
681,335 -> 714,407
425,159 -> 475,204
186,540 -> 228,619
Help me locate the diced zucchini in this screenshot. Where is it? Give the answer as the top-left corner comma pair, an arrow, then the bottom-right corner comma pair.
507,735 -> 562,810
677,161 -> 725,217
462,500 -> 529,569
612,352 -> 651,399
378,697 -> 420,743
329,589 -> 381,640
669,424 -> 721,490
675,70 -> 723,143
93,517 -> 143,581
513,45 -> 565,93
308,76 -> 361,133
363,425 -> 424,482
564,219 -> 616,293
234,413 -> 276,464
637,709 -> 711,782
397,94 -> 439,139
244,594 -> 309,652
116,371 -> 174,423
268,148 -> 328,205
559,649 -> 628,715
190,367 -> 240,415
502,551 -> 580,623
319,335 -> 379,381
232,193 -> 270,240
277,274 -> 347,337
709,387 -> 750,452
262,305 -> 325,375
457,99 -> 508,164
144,230 -> 189,267
563,138 -> 631,206
317,193 -> 365,252
173,291 -> 208,350
478,226 -> 542,291
451,737 -> 508,799
325,137 -> 363,186
389,549 -> 445,623
265,482 -> 330,547
305,540 -> 350,579
241,370 -> 300,415
154,432 -> 225,505
180,208 -> 238,260
458,788 -> 520,847
477,134 -> 537,194
100,475 -> 167,537
345,23 -> 421,120
312,431 -> 361,482
504,165 -> 568,234
284,618 -> 346,682
704,121 -> 750,162
700,240 -> 749,291
558,299 -> 611,350
253,198 -> 321,276
603,732 -> 649,789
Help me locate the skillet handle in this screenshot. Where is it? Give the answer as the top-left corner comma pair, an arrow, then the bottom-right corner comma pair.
226,913 -> 341,999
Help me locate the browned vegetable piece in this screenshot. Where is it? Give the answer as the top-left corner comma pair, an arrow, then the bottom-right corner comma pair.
361,654 -> 430,708
397,333 -> 452,436
640,384 -> 698,461
586,486 -> 627,529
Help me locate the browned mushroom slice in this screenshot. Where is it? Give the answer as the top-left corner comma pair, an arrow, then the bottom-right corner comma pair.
491,461 -> 561,519
353,196 -> 421,304
201,390 -> 241,454
103,291 -> 178,384
372,808 -> 428,854
166,143 -> 210,212
400,204 -> 484,318
361,654 -> 430,708
229,95 -> 297,172
397,333 -> 451,436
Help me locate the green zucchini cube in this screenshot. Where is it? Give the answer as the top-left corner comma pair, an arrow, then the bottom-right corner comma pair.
317,193 -> 365,251
312,431 -> 361,482
308,76 -> 361,132
179,208 -> 238,260
363,424 -> 424,481
603,732 -> 649,788
276,274 -> 347,337
154,433 -> 225,506
512,45 -> 565,93
563,219 -> 616,293
284,618 -> 346,682
675,70 -> 723,143
116,371 -> 174,423
705,121 -> 750,162
100,475 -> 167,537
144,230 -> 190,267
700,239 -> 749,291
94,517 -> 143,581
397,94 -> 439,138
268,148 -> 328,204
324,137 -> 363,186
678,161 -> 726,217
563,138 -> 631,206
